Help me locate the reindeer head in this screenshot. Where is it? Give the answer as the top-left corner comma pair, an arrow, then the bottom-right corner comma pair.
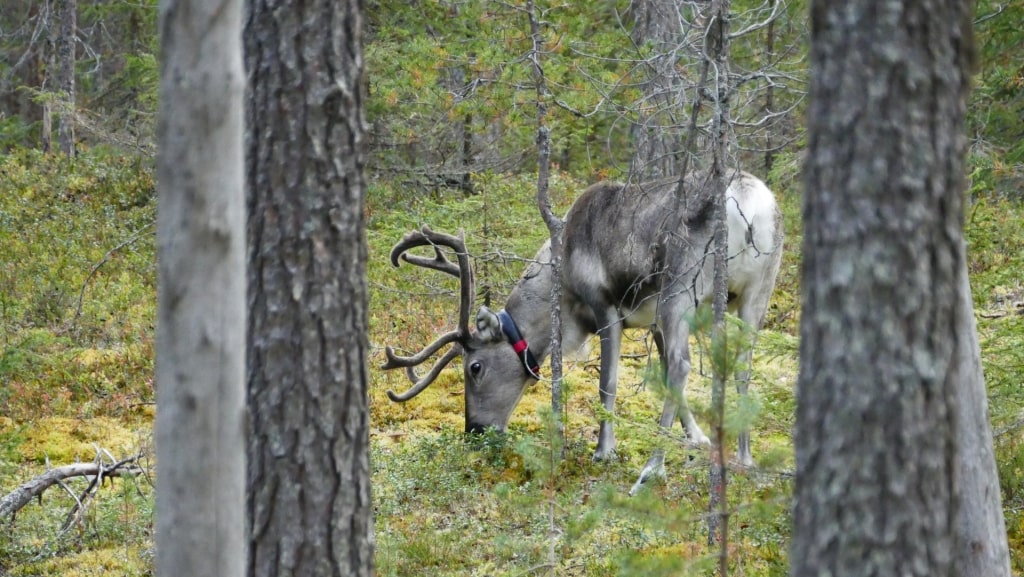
382,226 -> 541,434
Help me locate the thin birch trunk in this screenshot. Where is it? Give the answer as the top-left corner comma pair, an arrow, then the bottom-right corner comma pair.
155,0 -> 247,575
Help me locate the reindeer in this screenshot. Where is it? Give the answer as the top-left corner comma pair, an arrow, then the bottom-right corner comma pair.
382,170 -> 783,489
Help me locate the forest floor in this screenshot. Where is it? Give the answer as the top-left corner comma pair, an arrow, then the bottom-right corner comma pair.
0,151 -> 1021,576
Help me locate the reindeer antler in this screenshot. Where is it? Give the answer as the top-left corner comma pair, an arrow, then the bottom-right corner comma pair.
383,226 -> 475,402
390,227 -> 462,277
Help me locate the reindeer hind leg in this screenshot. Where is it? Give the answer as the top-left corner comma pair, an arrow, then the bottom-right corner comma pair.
732,268 -> 779,468
630,309 -> 708,495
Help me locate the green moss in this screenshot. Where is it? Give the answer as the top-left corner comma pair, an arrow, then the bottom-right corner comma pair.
18,417 -> 143,464
9,547 -> 150,577
1,146 -> 1021,576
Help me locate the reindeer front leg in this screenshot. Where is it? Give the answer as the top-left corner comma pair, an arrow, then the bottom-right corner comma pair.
593,306 -> 622,461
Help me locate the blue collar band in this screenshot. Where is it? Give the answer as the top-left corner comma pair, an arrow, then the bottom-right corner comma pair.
497,309 -> 541,379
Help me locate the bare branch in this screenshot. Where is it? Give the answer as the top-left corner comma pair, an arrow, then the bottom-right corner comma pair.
69,219 -> 155,330
994,414 -> 1024,439
0,455 -> 145,522
975,3 -> 1007,25
728,0 -> 782,40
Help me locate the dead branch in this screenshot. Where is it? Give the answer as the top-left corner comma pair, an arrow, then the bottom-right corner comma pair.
0,454 -> 144,523
995,414 -> 1024,439
68,220 -> 155,330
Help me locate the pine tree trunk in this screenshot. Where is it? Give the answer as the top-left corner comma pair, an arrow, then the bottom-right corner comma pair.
527,0 -> 566,451
56,0 -> 75,157
244,0 -> 374,575
952,245 -> 1012,576
155,0 -> 247,575
791,1 -> 1005,576
40,101 -> 52,153
41,4 -> 54,154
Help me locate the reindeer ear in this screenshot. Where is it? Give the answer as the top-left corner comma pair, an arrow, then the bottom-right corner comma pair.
475,306 -> 503,342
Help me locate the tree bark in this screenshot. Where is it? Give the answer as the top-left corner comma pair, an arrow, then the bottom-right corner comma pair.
791,1 -> 1004,576
527,0 -> 566,451
705,1 -> 731,563
952,244 -> 1012,576
244,0 -> 374,575
40,3 -> 54,154
155,1 -> 247,576
629,0 -> 685,180
762,0 -> 776,174
56,0 -> 76,157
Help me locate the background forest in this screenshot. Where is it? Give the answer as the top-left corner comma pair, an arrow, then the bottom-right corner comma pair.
1,0 -> 1022,575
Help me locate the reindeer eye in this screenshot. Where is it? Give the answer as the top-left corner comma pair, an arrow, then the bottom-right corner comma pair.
469,361 -> 482,376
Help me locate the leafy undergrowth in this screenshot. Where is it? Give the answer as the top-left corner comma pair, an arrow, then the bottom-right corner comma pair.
371,339 -> 798,576
0,150 -> 1021,575
0,149 -> 157,575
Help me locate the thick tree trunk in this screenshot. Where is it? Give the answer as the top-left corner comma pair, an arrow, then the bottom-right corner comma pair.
792,1 -> 987,576
155,1 -> 247,576
56,0 -> 76,157
244,0 -> 374,575
952,247 -> 1012,576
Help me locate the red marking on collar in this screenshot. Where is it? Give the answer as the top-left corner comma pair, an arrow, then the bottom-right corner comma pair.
512,339 -> 529,354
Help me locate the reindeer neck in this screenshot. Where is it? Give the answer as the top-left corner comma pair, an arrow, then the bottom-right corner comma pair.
504,294 -> 553,363
505,290 -> 590,369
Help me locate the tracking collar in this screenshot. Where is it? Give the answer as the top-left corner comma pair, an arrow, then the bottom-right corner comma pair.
496,309 -> 541,379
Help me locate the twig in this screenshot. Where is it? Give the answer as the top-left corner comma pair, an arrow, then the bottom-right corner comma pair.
60,446 -> 110,532
516,562 -> 556,576
994,414 -> 1024,439
975,3 -> 1007,25
68,220 -> 155,330
57,479 -> 91,536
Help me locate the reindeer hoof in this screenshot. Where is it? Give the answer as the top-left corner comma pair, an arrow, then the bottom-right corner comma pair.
629,455 -> 666,496
592,446 -> 618,462
734,454 -> 756,470
690,432 -> 711,447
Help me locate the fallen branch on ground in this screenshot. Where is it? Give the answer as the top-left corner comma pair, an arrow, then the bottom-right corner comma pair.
0,452 -> 145,523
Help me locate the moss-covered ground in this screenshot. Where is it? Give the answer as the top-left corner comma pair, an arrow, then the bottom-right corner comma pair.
0,150 -> 1020,575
